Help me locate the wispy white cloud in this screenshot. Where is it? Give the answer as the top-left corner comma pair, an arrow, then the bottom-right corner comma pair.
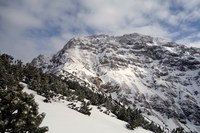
177,32 -> 200,48
190,42 -> 200,48
0,0 -> 200,62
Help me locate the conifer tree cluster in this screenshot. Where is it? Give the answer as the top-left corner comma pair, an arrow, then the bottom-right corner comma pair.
0,54 -> 48,133
101,98 -> 163,133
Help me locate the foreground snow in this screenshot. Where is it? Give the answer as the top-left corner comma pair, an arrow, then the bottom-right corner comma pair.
23,87 -> 153,133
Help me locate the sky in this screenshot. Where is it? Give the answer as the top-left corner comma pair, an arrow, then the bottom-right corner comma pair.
0,0 -> 200,62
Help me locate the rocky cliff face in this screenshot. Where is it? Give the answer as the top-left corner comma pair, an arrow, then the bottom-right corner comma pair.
32,33 -> 200,132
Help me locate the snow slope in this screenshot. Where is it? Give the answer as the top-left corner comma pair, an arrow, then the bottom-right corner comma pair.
23,85 -> 152,133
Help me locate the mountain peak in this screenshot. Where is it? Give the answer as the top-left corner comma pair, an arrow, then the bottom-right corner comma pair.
32,33 -> 200,132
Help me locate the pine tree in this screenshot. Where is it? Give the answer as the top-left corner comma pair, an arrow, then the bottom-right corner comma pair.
79,101 -> 92,116
171,127 -> 184,133
0,84 -> 48,133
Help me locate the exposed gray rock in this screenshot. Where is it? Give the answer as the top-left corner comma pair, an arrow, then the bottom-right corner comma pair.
31,33 -> 200,132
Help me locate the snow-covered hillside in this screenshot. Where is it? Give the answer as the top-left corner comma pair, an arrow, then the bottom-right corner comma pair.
23,84 -> 152,133
32,33 -> 200,132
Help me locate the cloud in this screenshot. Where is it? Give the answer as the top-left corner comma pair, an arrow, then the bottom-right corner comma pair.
189,42 -> 200,48
177,33 -> 200,48
0,0 -> 200,62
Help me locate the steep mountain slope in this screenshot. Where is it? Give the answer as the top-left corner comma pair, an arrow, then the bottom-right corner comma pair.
32,33 -> 200,132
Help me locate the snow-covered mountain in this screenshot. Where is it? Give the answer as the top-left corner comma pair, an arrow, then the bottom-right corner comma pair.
32,33 -> 200,132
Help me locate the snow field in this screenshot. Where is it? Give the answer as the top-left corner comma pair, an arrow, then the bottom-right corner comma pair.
23,87 -> 153,133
